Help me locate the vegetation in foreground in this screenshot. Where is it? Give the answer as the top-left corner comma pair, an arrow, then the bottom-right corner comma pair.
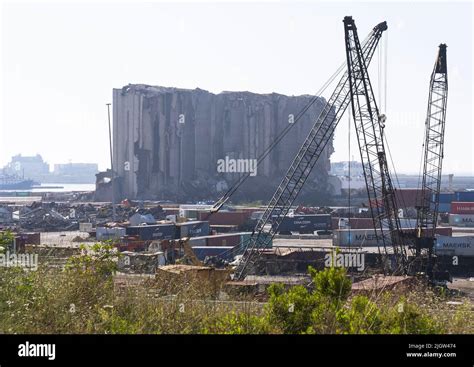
0,242 -> 472,334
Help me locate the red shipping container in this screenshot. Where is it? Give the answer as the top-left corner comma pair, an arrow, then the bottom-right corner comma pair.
400,227 -> 453,237
435,227 -> 453,236
235,207 -> 262,215
451,202 -> 474,215
198,211 -> 251,226
394,189 -> 423,208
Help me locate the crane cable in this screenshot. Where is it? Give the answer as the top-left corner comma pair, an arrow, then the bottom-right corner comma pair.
211,33 -> 374,211
212,63 -> 346,210
378,32 -> 413,271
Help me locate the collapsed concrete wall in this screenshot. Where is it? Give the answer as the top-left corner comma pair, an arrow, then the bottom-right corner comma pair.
112,84 -> 334,203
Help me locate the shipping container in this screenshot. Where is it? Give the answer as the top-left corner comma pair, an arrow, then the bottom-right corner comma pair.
126,223 -> 176,240
179,205 -> 213,219
438,192 -> 455,204
188,232 -> 272,252
434,227 -> 453,236
191,246 -> 236,261
394,189 -> 422,208
189,233 -> 239,247
175,221 -> 210,238
275,214 -> 332,234
451,202 -> 474,215
401,227 -> 453,238
332,227 -> 450,247
397,218 -> 418,229
333,217 -> 419,231
96,227 -> 126,241
188,236 -> 208,247
207,233 -> 242,247
448,214 -> 474,227
210,225 -> 239,233
437,203 -> 451,213
197,211 -> 251,226
332,217 -> 374,230
455,191 -> 474,202
333,229 -> 389,247
233,207 -> 264,215
435,235 -> 474,257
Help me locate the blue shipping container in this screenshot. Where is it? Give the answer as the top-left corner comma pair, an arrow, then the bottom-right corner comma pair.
437,203 -> 451,213
437,193 -> 455,204
273,214 -> 332,234
455,191 -> 474,202
176,221 -> 210,238
192,246 -> 235,261
237,232 -> 272,254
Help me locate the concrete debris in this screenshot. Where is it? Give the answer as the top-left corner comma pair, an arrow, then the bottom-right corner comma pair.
3,200 -> 166,232
118,251 -> 166,274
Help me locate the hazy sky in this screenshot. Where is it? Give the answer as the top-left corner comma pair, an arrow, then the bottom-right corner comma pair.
1,1 -> 472,175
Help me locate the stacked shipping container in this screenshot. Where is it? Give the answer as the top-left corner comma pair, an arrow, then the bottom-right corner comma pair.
448,191 -> 474,227
333,227 -> 453,247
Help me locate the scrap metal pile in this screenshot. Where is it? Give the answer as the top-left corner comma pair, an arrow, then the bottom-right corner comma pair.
2,200 -> 166,232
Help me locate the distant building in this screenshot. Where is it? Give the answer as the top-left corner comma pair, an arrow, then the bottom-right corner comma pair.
2,155 -> 99,184
330,161 -> 364,177
3,154 -> 50,181
52,163 -> 98,183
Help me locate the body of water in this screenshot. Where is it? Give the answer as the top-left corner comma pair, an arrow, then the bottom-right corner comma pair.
0,183 -> 95,193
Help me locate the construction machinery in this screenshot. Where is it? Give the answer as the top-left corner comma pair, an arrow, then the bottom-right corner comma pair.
172,237 -> 203,266
343,16 -> 409,275
232,19 -> 388,280
414,44 -> 448,275
211,17 -> 448,282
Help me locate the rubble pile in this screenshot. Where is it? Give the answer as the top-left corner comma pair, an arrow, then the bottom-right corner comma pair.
2,200 -> 166,232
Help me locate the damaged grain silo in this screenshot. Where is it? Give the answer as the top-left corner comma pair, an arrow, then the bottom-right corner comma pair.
110,84 -> 334,203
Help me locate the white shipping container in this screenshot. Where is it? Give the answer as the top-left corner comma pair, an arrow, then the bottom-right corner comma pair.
333,229 -> 391,247
448,214 -> 474,227
179,205 -> 213,218
435,235 -> 474,257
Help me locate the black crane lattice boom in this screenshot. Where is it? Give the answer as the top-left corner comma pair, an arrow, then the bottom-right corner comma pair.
234,20 -> 388,280
343,16 -> 408,274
